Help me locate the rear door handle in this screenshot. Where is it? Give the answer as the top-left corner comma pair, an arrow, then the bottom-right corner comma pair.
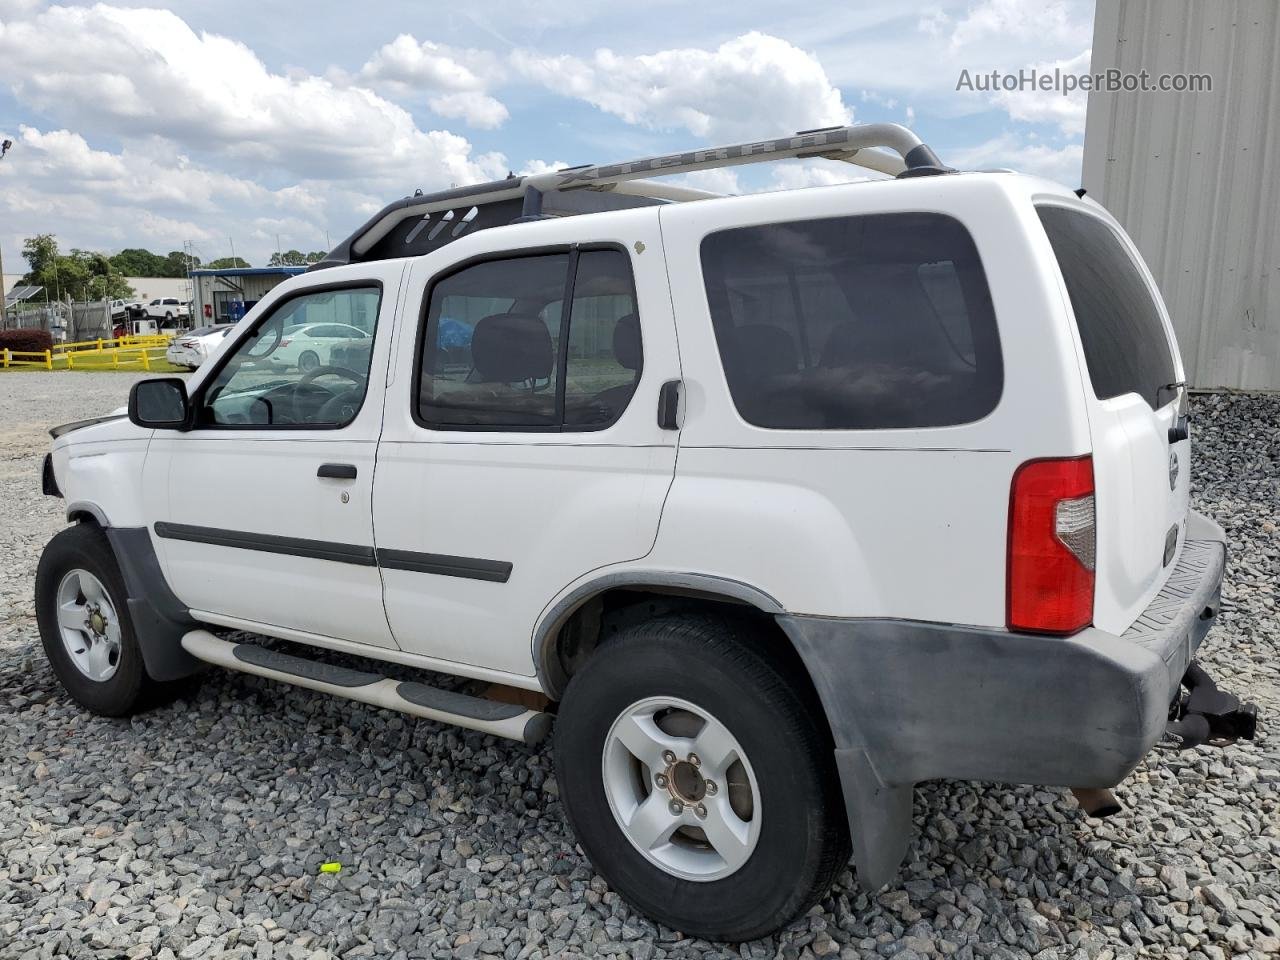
317,463 -> 357,479
657,379 -> 681,430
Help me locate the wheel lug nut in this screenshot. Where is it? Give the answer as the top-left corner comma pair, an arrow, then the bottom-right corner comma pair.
654,773 -> 668,788
704,779 -> 718,795
662,750 -> 676,764
694,804 -> 707,819
668,799 -> 683,816
688,753 -> 700,767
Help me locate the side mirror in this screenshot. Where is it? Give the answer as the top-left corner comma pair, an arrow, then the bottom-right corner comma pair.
128,378 -> 190,430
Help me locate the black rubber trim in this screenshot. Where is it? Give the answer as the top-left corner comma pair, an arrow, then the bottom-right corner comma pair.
395,681 -> 526,720
232,644 -> 381,687
49,414 -> 125,438
42,453 -> 61,497
153,522 -> 377,566
378,549 -> 512,583
105,526 -> 201,682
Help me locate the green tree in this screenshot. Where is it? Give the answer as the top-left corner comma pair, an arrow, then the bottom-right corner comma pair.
267,250 -> 326,267
110,247 -> 167,277
163,250 -> 199,276
205,256 -> 251,269
20,236 -> 134,301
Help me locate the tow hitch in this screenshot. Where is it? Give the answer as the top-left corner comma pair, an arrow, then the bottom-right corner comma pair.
1163,661 -> 1259,749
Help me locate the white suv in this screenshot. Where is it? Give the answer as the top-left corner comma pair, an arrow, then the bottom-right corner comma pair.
36,125 -> 1256,941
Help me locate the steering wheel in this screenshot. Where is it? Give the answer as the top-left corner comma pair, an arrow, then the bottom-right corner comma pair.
296,366 -> 368,423
298,365 -> 366,389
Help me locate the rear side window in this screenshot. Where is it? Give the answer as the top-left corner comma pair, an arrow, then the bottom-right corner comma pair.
1037,206 -> 1176,409
417,248 -> 641,430
700,212 -> 1002,430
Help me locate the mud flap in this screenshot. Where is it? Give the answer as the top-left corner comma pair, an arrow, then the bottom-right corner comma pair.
834,748 -> 914,889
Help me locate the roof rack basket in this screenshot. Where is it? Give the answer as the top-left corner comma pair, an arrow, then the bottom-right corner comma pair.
313,122 -> 951,270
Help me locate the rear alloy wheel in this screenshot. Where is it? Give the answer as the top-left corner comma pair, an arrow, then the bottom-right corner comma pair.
298,350 -> 320,373
602,696 -> 762,881
555,614 -> 849,941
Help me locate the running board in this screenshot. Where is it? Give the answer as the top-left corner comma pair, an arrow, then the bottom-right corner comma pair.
180,630 -> 551,745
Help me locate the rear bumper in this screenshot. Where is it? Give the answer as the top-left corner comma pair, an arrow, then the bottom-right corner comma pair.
779,510 -> 1228,885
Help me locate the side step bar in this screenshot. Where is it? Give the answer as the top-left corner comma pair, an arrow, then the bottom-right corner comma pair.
180,630 -> 551,745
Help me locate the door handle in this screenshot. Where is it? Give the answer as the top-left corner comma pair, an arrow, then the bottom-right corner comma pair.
657,379 -> 681,430
317,463 -> 357,479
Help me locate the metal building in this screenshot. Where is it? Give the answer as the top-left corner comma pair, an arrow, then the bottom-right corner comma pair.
189,266 -> 306,324
1083,0 -> 1280,390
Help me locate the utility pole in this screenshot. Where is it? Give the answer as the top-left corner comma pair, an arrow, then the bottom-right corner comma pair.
0,139 -> 12,324
229,237 -> 237,266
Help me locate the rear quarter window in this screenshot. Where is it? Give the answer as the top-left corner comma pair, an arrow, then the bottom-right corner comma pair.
1036,206 -> 1176,410
700,212 -> 1002,430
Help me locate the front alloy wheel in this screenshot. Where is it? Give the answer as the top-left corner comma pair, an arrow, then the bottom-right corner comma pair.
36,523 -> 155,716
55,568 -> 123,682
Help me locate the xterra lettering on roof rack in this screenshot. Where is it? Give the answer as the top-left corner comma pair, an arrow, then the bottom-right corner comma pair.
311,122 -> 953,271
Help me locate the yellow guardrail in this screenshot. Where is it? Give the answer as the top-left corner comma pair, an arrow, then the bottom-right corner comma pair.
64,345 -> 170,371
2,334 -> 173,371
2,348 -> 54,369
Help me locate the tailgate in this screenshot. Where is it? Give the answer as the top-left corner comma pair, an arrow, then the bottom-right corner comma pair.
1037,204 -> 1189,634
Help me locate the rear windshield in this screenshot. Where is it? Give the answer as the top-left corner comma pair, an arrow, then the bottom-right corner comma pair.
700,212 -> 1002,430
1037,206 -> 1176,409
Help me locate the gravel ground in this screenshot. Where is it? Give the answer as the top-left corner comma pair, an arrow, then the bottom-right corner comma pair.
1,372 -> 1277,960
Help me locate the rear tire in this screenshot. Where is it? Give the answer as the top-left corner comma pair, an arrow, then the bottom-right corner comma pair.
36,524 -> 155,717
555,614 -> 849,941
298,350 -> 319,373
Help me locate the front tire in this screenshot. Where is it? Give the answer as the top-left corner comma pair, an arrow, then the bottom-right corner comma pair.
298,350 -> 320,373
555,614 -> 850,941
36,524 -> 154,716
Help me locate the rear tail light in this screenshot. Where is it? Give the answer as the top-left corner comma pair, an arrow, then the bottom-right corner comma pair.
1007,456 -> 1095,634
279,338 -> 292,347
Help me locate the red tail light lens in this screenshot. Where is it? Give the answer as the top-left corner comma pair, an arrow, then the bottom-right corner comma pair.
1007,456 -> 1095,634
279,338 -> 291,347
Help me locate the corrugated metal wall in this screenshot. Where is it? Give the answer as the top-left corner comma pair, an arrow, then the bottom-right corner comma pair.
1084,0 -> 1280,389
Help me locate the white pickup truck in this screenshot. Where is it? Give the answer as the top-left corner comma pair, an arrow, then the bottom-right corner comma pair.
36,124 -> 1257,941
139,297 -> 189,323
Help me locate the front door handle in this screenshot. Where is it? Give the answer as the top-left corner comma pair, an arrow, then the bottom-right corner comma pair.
317,463 -> 357,479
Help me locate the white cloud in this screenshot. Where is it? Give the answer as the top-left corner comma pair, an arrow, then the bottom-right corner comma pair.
518,159 -> 570,177
358,35 -> 509,128
948,133 -> 1083,184
511,32 -> 853,141
0,5 -> 506,187
988,48 -> 1091,135
932,0 -> 1079,50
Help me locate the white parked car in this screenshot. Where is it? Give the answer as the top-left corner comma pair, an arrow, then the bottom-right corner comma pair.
36,124 -> 1257,941
165,324 -> 235,370
270,321 -> 371,372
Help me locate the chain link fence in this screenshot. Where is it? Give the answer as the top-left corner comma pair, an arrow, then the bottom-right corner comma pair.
2,299 -> 113,341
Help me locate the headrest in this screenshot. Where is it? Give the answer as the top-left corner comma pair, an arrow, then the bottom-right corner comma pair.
612,314 -> 641,371
470,313 -> 553,383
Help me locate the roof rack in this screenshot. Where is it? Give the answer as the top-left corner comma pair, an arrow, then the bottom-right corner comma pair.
312,122 -> 951,270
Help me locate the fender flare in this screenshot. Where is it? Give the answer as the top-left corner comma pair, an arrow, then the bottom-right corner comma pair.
532,570 -> 783,697
83,520 -> 203,682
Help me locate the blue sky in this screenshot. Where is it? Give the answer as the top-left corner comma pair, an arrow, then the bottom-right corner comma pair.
0,0 -> 1095,268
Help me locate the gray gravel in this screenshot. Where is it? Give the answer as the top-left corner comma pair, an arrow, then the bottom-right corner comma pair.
2,372 -> 1277,960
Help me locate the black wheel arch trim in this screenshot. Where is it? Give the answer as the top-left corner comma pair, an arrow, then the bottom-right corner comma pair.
532,570 -> 784,698
101,526 -> 202,681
